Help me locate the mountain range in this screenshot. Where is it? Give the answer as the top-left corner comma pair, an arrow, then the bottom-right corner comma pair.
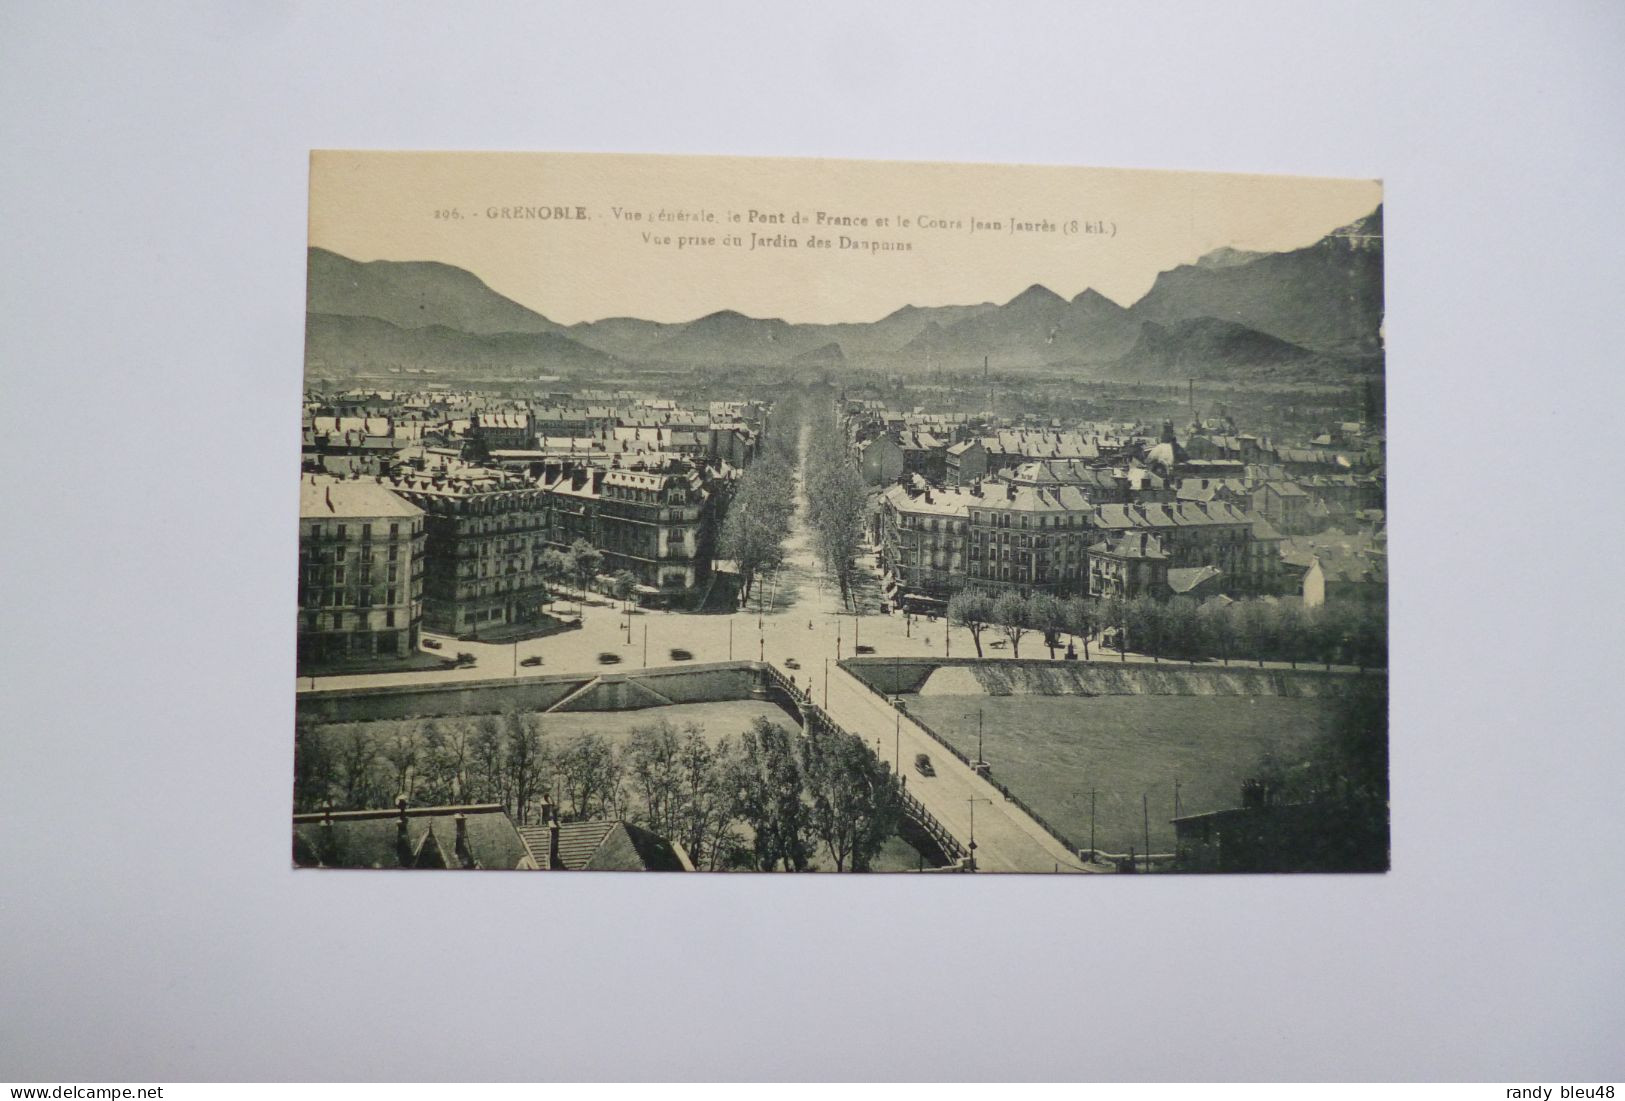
306,206 -> 1382,380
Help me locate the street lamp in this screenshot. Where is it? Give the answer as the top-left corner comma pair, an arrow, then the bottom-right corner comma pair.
1070,788 -> 1098,861
966,797 -> 990,872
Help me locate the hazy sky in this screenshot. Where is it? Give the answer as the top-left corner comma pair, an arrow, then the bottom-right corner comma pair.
310,151 -> 1381,326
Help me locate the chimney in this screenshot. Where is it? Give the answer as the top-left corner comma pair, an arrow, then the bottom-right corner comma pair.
395,794 -> 412,867
453,812 -> 473,868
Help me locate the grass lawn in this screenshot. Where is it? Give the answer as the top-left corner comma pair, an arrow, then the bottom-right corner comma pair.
905,694 -> 1340,855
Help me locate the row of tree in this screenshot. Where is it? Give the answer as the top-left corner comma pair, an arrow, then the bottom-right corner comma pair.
946,587 -> 1387,669
716,451 -> 795,604
802,404 -> 868,610
293,713 -> 904,872
1098,594 -> 1387,669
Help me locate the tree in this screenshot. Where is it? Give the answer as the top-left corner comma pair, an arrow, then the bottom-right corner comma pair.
1199,600 -> 1239,666
1128,596 -> 1165,662
555,733 -> 620,821
1026,592 -> 1068,659
1350,602 -> 1387,672
675,730 -> 741,870
802,406 -> 869,610
1164,596 -> 1203,661
381,724 -> 419,801
1276,601 -> 1309,669
1062,596 -> 1098,661
623,718 -> 686,839
947,588 -> 994,657
991,590 -> 1032,658
502,710 -> 546,824
1237,600 -> 1278,667
610,568 -> 639,626
1101,594 -> 1130,662
420,718 -> 474,804
569,539 -> 603,605
469,715 -> 506,805
1237,682 -> 1389,871
718,452 -> 794,603
731,716 -> 814,872
802,727 -> 903,872
539,548 -> 574,610
610,569 -> 638,605
293,718 -> 337,812
336,726 -> 385,809
1313,602 -> 1351,670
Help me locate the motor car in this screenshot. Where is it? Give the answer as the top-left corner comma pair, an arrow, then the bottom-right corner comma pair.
454,652 -> 476,666
989,639 -> 1007,649
784,657 -> 801,669
520,655 -> 543,667
597,651 -> 622,665
669,648 -> 693,661
421,638 -> 442,650
855,644 -> 875,655
914,753 -> 935,778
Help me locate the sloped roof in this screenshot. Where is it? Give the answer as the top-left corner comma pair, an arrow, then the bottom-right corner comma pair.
516,820 -> 688,871
299,477 -> 422,520
292,804 -> 534,870
1167,565 -> 1224,594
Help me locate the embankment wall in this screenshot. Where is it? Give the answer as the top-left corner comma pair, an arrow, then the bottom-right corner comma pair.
841,657 -> 1383,700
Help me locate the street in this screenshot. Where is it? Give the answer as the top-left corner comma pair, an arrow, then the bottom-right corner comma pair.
298,424 -> 1348,871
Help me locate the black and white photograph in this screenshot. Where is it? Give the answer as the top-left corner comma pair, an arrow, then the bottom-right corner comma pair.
295,151 -> 1387,874
7,2 -> 1623,1087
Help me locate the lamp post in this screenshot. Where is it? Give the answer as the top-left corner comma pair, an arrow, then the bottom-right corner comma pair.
1071,787 -> 1098,861
643,621 -> 648,666
1090,788 -> 1097,860
823,657 -> 829,708
966,797 -> 990,871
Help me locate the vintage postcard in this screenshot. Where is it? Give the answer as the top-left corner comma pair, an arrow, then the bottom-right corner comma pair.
295,151 -> 1386,873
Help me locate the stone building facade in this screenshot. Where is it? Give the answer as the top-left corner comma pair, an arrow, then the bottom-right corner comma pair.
386,470 -> 552,637
297,477 -> 425,667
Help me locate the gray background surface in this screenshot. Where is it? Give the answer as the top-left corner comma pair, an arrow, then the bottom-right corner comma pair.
3,0 -> 1622,1082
